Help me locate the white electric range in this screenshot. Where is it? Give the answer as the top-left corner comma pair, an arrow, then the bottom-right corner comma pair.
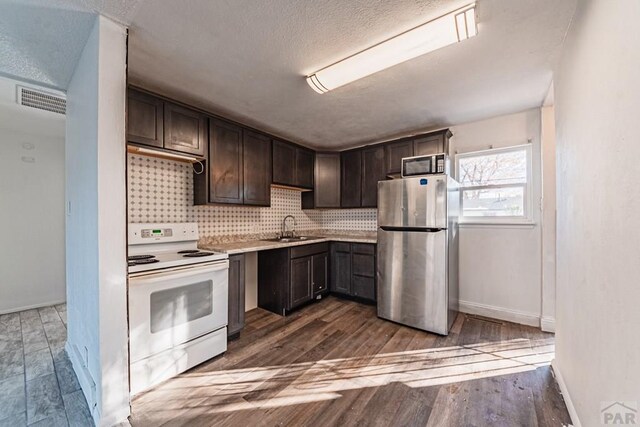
127,223 -> 229,395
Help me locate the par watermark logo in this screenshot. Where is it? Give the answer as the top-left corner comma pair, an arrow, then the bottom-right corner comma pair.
601,401 -> 638,425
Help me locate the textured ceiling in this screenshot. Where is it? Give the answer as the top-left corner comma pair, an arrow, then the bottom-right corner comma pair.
0,0 -> 142,88
0,0 -> 576,149
126,0 -> 576,149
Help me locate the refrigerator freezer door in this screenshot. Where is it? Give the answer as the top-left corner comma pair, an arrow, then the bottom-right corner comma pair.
378,176 -> 447,229
377,228 -> 450,334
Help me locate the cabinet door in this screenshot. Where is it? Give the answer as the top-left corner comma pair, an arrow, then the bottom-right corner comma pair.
385,139 -> 414,175
361,146 -> 386,207
243,131 -> 272,206
164,102 -> 206,156
228,254 -> 245,337
295,148 -> 315,189
209,119 -> 243,204
352,275 -> 376,301
127,89 -> 163,148
352,252 -> 375,277
414,130 -> 451,156
314,153 -> 341,208
414,134 -> 444,156
312,253 -> 328,294
272,140 -> 296,186
341,150 -> 362,208
290,256 -> 312,309
330,243 -> 352,295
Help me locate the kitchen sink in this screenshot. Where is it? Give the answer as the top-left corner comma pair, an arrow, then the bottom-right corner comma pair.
261,236 -> 322,243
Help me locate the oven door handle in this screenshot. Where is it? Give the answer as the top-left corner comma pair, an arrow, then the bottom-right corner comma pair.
128,260 -> 229,281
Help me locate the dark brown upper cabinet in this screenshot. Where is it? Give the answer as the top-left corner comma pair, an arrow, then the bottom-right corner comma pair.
272,140 -> 314,189
127,89 -> 163,148
385,139 -> 414,176
209,119 -> 243,204
243,130 -> 272,206
361,145 -> 386,208
413,129 -> 452,156
340,149 -> 362,208
164,102 -> 206,157
302,153 -> 341,209
296,148 -> 315,189
202,120 -> 272,207
338,145 -> 385,208
272,140 -> 296,186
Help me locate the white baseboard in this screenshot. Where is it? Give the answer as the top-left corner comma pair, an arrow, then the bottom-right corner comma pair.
459,300 -> 540,327
540,316 -> 556,333
0,299 -> 66,315
551,360 -> 581,427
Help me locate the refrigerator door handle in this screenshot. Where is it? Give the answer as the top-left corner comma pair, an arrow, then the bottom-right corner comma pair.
379,226 -> 446,232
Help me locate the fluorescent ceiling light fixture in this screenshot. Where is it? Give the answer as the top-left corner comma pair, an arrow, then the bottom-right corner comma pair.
306,3 -> 477,94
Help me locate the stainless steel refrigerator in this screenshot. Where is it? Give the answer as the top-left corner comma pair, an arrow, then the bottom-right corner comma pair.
376,174 -> 460,335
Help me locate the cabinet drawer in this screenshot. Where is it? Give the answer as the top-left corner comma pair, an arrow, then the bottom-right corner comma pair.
290,242 -> 329,259
352,253 -> 375,277
331,242 -> 351,253
352,243 -> 375,255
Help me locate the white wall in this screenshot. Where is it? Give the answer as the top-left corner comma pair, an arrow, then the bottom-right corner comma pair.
65,15 -> 129,427
449,109 -> 543,326
0,82 -> 66,312
553,1 -> 640,425
540,104 -> 556,332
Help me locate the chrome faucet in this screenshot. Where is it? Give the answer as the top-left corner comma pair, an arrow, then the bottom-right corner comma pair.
281,215 -> 297,238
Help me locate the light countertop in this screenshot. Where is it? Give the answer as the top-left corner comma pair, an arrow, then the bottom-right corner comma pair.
199,232 -> 376,255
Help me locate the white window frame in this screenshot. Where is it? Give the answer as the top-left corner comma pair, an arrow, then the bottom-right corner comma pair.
455,144 -> 534,225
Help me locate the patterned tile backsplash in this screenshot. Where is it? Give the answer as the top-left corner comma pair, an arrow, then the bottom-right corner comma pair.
127,154 -> 377,237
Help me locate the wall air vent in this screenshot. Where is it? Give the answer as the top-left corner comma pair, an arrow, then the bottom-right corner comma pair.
17,86 -> 66,115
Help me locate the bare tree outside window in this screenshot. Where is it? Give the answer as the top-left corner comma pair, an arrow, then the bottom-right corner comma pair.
457,146 -> 529,218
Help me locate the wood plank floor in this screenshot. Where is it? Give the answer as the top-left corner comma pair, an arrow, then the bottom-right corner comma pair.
0,304 -> 93,426
130,297 -> 571,427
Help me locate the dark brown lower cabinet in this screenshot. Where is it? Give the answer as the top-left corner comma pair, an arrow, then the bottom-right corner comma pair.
228,254 -> 245,338
258,243 -> 329,315
290,257 -> 312,309
312,253 -> 328,294
330,243 -> 352,295
330,242 -> 376,303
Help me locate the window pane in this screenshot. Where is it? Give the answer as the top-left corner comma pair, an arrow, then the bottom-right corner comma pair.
462,186 -> 524,217
458,149 -> 527,186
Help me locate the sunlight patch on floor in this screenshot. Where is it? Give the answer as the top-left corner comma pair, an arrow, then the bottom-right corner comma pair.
134,337 -> 554,418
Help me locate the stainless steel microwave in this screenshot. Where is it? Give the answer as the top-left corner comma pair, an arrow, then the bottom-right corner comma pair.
401,154 -> 449,177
